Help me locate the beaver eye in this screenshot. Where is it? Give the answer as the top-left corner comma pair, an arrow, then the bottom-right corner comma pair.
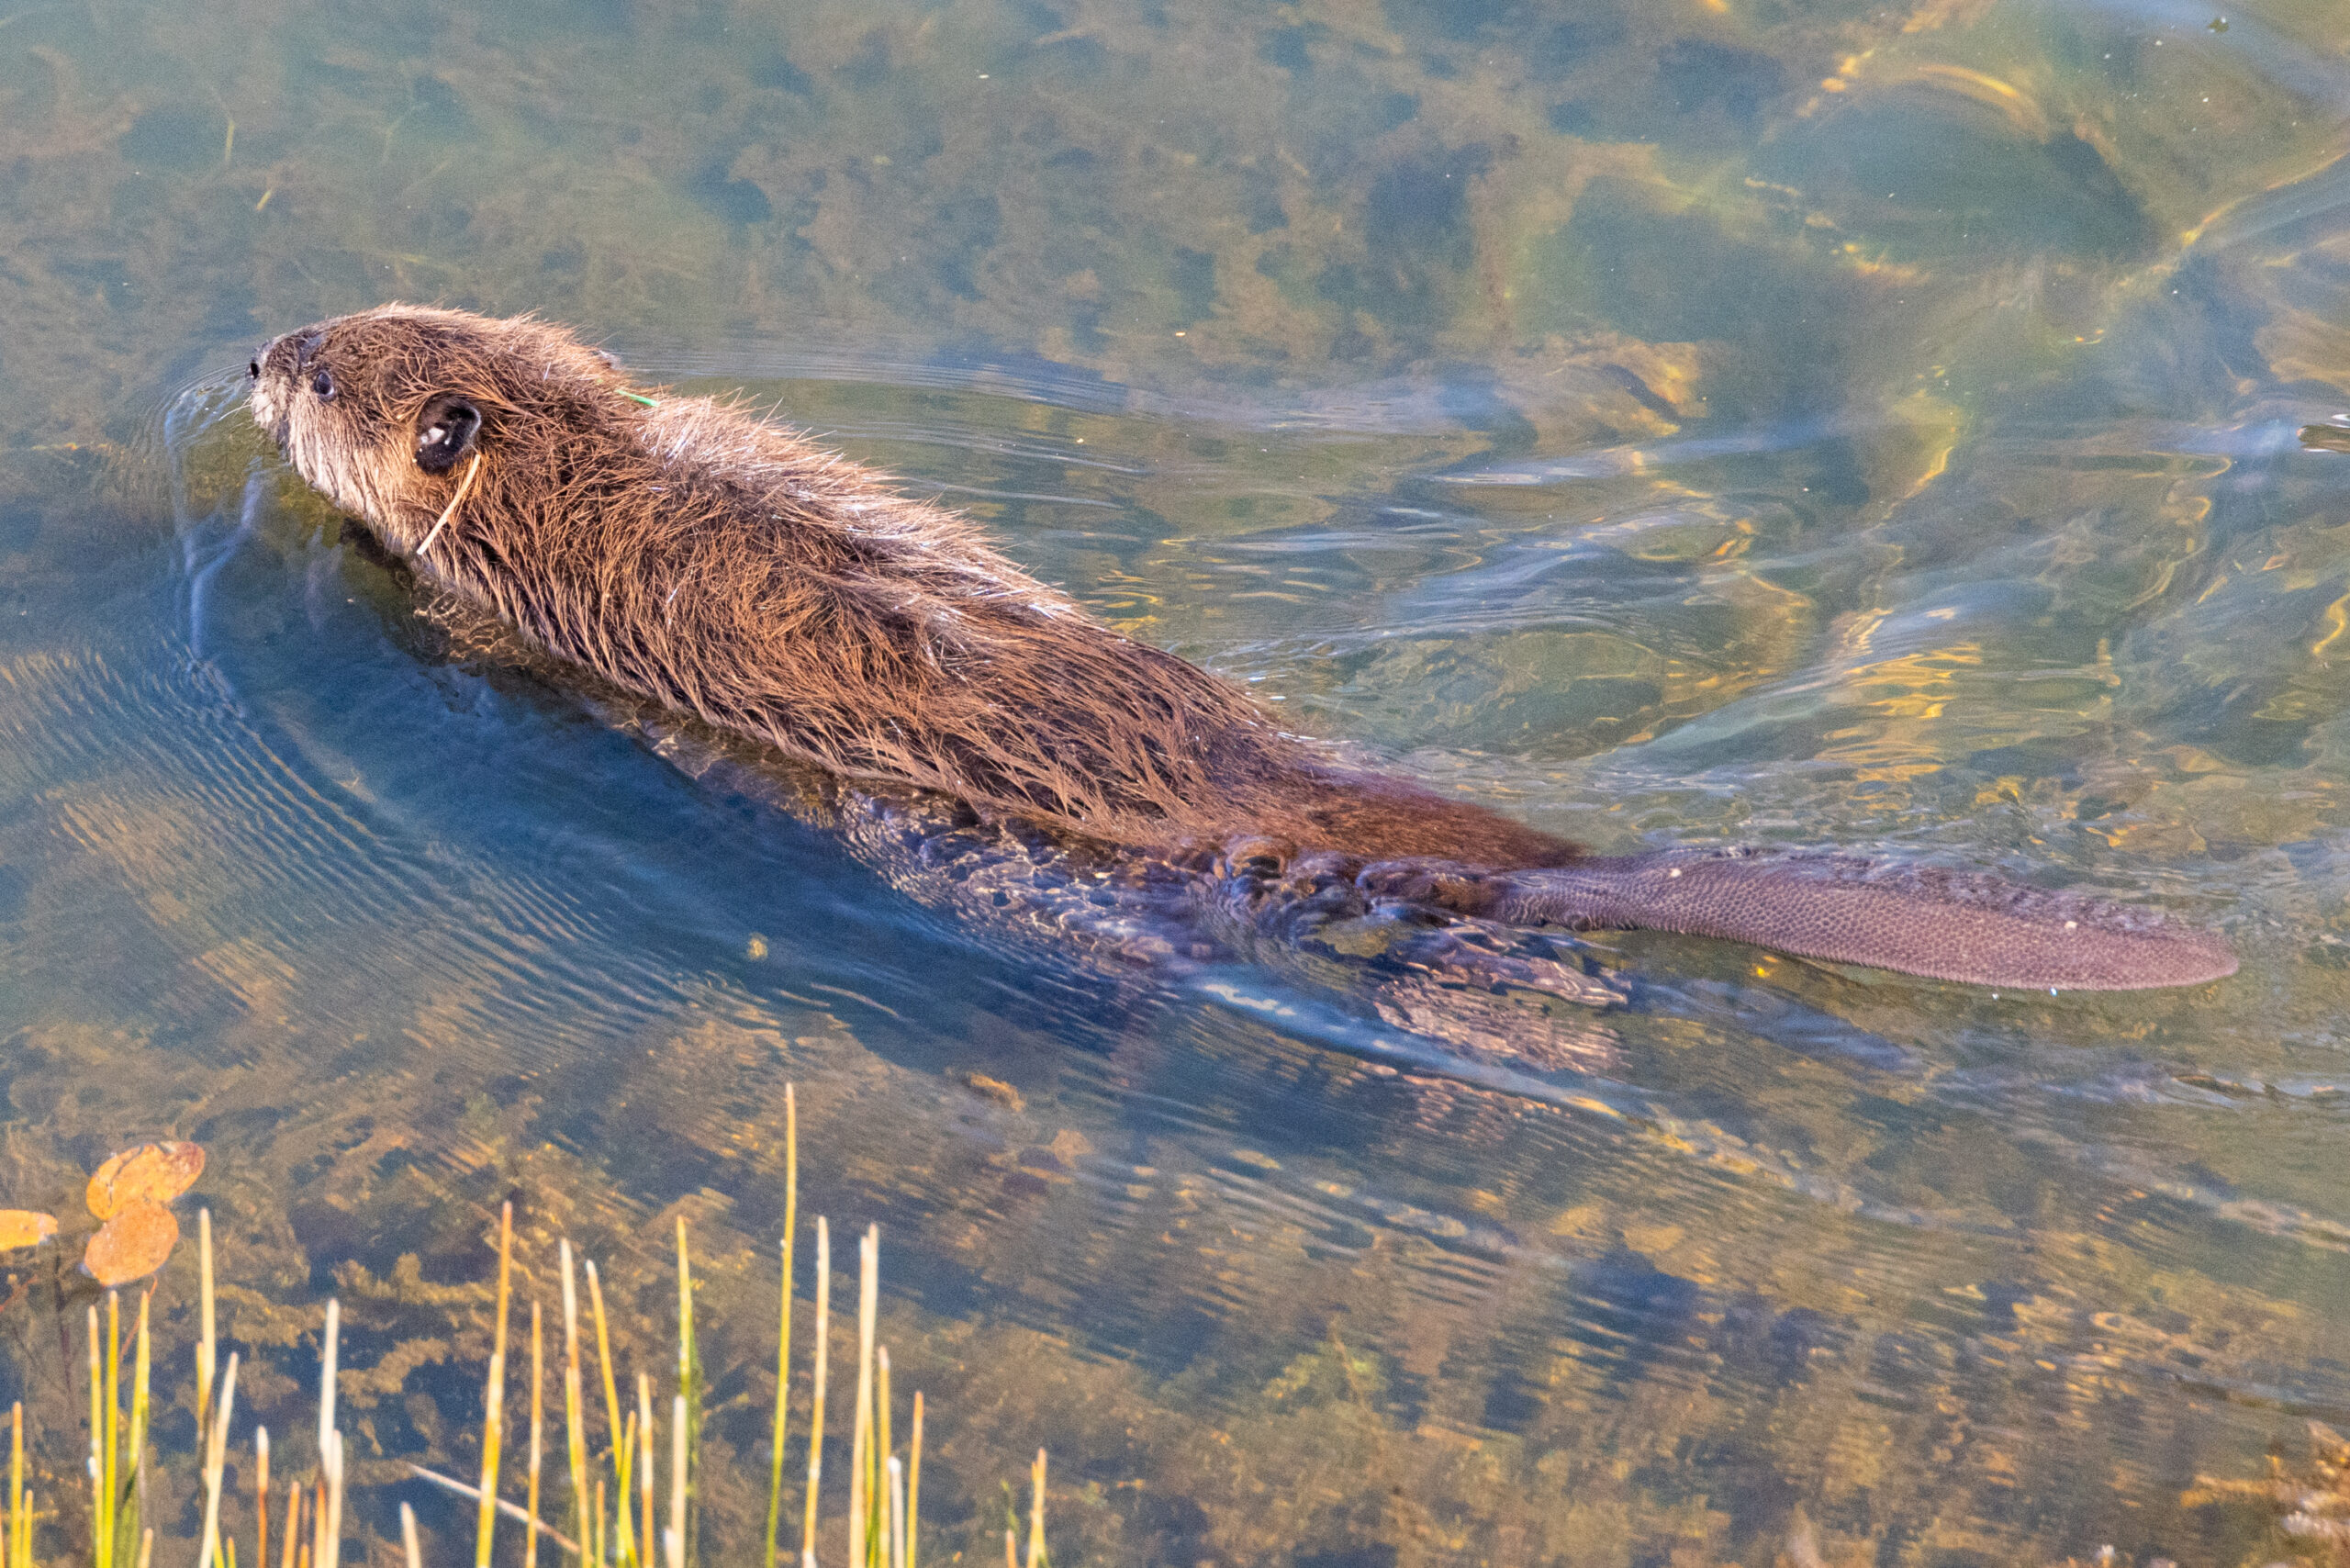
311,368 -> 335,400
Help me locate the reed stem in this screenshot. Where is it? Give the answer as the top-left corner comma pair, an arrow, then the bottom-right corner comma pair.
103,1294 -> 120,1568
877,1347 -> 892,1568
278,1477 -> 300,1568
800,1218 -> 828,1568
1025,1450 -> 1046,1568
559,1242 -> 591,1563
320,1298 -> 344,1568
906,1393 -> 921,1568
763,1084 -> 796,1568
886,1458 -> 904,1568
675,1221 -> 697,1568
253,1428 -> 267,1568
587,1262 -> 628,1567
636,1374 -> 655,1568
527,1300 -> 545,1568
129,1294 -> 151,1568
404,1464 -> 580,1553
477,1202 -> 514,1568
849,1228 -> 878,1568
86,1306 -> 101,1568
11,1401 -> 24,1568
196,1353 -> 240,1568
666,1394 -> 685,1568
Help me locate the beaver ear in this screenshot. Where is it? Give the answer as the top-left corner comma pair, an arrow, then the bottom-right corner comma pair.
414,394 -> 481,475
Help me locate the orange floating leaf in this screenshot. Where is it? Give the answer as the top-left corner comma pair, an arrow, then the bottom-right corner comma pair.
85,1142 -> 206,1220
83,1201 -> 178,1287
0,1211 -> 55,1250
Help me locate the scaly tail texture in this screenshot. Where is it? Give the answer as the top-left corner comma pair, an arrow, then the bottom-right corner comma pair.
1369,849 -> 2237,991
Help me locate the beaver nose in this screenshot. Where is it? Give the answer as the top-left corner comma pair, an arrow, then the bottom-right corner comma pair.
250,332 -> 291,381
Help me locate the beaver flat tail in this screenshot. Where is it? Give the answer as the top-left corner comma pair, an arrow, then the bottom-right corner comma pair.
1482,851 -> 2237,991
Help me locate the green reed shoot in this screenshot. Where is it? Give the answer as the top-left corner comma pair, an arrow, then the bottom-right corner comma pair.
761,1083 -> 796,1568
476,1204 -> 513,1568
558,1243 -> 591,1567
801,1217 -> 828,1568
673,1219 -> 697,1568
524,1303 -> 543,1568
11,1401 -> 28,1568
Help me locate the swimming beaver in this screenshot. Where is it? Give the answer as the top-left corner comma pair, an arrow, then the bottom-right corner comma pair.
247,305 -> 2234,991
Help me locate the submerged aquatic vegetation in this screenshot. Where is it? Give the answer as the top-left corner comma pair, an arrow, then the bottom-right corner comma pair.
2183,1421 -> 2350,1567
0,1092 -> 1047,1568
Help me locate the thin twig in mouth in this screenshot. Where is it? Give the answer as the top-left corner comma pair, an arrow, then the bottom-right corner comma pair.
418,452 -> 485,555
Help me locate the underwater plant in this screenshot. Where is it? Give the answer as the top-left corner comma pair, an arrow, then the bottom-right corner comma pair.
0,1091 -> 1047,1568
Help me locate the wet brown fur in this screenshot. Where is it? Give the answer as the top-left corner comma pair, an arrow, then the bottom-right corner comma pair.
251,305 -> 1576,871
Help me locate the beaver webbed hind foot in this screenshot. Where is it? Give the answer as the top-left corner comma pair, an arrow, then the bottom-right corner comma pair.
1481,848 -> 2237,991
1205,846 -> 1625,1015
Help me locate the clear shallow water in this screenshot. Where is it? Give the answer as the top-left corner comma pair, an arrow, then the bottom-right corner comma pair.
5,0 -> 2350,1562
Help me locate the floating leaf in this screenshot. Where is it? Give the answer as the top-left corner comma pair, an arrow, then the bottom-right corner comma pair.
0,1211 -> 55,1250
85,1142 -> 205,1220
83,1200 -> 178,1287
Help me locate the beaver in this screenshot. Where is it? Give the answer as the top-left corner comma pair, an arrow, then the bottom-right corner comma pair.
247,305 -> 2235,992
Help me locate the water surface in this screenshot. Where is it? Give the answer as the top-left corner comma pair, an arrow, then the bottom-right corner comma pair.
5,0 -> 2350,1562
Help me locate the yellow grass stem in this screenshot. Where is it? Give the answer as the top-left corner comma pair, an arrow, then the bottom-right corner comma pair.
85,1306 -> 101,1568
399,1504 -> 420,1568
906,1392 -> 922,1568
849,1227 -> 878,1568
137,1529 -> 153,1568
594,1482 -> 606,1568
878,1346 -> 893,1565
666,1394 -> 685,1568
278,1479 -> 301,1568
325,1428 -> 344,1568
404,1464 -> 580,1554
1002,1529 -> 1014,1568
800,1217 -> 828,1568
886,1458 -> 904,1568
196,1353 -> 241,1568
130,1294 -> 151,1565
763,1083 -> 798,1568
528,1300 -> 546,1568
477,1202 -> 514,1568
636,1374 -> 655,1568
10,1401 -> 23,1568
103,1293 -> 120,1568
616,1411 -> 638,1568
253,1428 -> 267,1568
320,1299 -> 344,1568
676,1220 -> 697,1568
587,1261 -> 629,1566
1025,1450 -> 1046,1568
559,1242 -> 591,1562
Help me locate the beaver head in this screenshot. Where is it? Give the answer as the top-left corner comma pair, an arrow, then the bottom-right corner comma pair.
248,305 -> 632,555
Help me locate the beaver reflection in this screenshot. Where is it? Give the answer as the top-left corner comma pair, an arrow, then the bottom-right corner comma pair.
249,306 -> 2232,995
